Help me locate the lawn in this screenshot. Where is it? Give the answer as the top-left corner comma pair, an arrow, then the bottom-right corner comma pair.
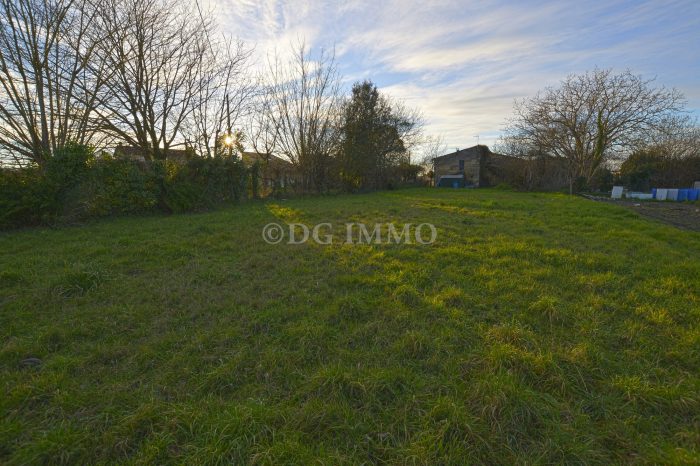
1,188 -> 699,464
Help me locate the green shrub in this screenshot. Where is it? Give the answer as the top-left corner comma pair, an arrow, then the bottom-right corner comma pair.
162,157 -> 248,213
0,144 -> 95,228
0,167 -> 50,228
0,147 -> 251,229
162,177 -> 204,213
82,156 -> 162,217
44,144 -> 93,189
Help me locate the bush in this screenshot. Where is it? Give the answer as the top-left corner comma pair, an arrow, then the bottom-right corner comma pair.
588,167 -> 614,193
620,149 -> 700,190
162,177 -> 203,213
81,156 -> 163,217
0,146 -> 254,229
45,144 -> 93,189
0,167 -> 51,228
162,157 -> 248,213
0,144 -> 94,228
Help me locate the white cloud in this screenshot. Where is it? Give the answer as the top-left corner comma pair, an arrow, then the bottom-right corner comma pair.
209,0 -> 700,151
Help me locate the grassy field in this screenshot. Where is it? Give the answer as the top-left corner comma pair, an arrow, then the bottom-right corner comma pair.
1,188 -> 699,464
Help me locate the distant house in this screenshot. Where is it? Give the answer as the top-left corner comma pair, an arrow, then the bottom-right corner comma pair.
240,152 -> 299,191
113,146 -> 190,163
433,145 -> 510,187
433,145 -> 569,190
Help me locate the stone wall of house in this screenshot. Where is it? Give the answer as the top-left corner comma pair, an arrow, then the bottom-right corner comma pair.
433,147 -> 485,187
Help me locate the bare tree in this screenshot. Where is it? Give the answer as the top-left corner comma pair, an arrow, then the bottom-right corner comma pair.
413,135 -> 446,186
262,41 -> 342,191
0,0 -> 107,166
246,80 -> 281,160
94,0 -> 212,160
417,134 -> 447,167
185,37 -> 254,159
505,68 -> 685,192
388,99 -> 425,154
643,114 -> 700,160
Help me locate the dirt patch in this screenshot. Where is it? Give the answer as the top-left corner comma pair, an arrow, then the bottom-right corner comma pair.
582,195 -> 700,232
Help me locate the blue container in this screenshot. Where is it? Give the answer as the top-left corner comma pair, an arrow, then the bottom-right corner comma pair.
688,189 -> 700,201
652,188 -> 657,199
678,189 -> 689,201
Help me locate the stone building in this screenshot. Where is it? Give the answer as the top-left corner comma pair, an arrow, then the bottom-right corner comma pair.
432,145 -> 509,187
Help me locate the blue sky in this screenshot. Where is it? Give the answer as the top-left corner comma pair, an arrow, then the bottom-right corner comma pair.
211,0 -> 700,149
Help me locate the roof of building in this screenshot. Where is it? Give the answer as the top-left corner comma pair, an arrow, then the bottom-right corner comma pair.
433,145 -> 492,162
114,146 -> 189,161
240,151 -> 294,169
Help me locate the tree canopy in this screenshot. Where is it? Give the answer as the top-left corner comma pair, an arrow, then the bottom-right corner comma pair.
339,80 -> 422,191
503,68 -> 685,192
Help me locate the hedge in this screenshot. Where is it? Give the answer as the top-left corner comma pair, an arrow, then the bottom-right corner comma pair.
0,144 -> 253,229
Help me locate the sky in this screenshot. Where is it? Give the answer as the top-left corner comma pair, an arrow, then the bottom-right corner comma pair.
209,0 -> 700,151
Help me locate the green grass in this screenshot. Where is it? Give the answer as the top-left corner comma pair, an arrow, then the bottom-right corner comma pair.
1,188 -> 699,464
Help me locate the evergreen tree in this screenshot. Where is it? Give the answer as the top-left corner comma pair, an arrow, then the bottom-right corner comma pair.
339,81 -> 411,191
